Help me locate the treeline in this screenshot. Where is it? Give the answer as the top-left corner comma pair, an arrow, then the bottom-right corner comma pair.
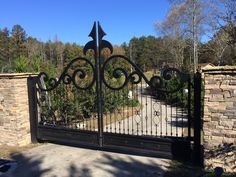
122,36 -> 174,71
0,17 -> 235,75
0,25 -> 176,74
0,25 -> 83,74
0,25 -> 126,74
121,25 -> 236,73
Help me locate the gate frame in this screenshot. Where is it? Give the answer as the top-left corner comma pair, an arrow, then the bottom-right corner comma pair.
29,21 -> 203,163
193,71 -> 203,166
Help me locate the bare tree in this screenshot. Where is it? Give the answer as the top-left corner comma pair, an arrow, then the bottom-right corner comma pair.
205,0 -> 236,65
54,37 -> 65,69
217,0 -> 236,62
156,3 -> 187,68
156,0 -> 209,72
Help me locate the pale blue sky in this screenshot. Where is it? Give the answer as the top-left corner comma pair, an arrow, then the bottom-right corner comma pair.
0,0 -> 170,45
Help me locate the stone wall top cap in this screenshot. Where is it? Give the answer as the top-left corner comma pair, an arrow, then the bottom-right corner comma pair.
202,65 -> 236,73
0,73 -> 39,78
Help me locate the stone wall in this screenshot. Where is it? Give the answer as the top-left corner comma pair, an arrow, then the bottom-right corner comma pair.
202,66 -> 236,172
0,73 -> 37,146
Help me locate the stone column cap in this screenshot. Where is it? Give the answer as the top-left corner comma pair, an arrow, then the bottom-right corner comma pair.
0,73 -> 39,78
202,66 -> 236,74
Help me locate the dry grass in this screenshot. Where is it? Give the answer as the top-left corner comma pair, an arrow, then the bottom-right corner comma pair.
164,160 -> 203,177
164,160 -> 236,177
81,105 -> 141,129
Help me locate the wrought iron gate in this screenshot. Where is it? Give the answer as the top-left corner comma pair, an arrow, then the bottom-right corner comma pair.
32,22 -> 201,160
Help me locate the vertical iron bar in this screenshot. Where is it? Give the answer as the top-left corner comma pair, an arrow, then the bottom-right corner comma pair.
127,86 -> 129,135
89,89 -> 92,131
165,99 -> 168,136
176,92 -> 178,137
93,114 -> 95,131
150,89 -> 153,136
193,71 -> 202,166
155,91 -> 158,136
123,88 -> 125,134
132,84 -> 134,135
96,22 -> 103,147
136,81 -> 139,135
141,79 -> 143,135
75,89 -> 80,129
93,106 -> 96,131
110,90 -> 112,133
105,87 -> 108,132
181,88 -> 184,137
137,122 -> 139,135
171,94 -> 173,136
60,84 -> 63,125
155,123 -> 157,136
53,89 -> 57,125
127,111 -> 129,134
118,90 -> 121,134
160,101 -> 162,136
114,91 -> 117,133
145,83 -> 148,135
188,77 -> 191,140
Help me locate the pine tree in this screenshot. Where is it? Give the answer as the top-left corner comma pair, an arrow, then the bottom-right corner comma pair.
0,28 -> 10,66
11,24 -> 27,59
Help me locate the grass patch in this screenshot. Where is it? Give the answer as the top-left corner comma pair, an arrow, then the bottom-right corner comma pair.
83,105 -> 141,129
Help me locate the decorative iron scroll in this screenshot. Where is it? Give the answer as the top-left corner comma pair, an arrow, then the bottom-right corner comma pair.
38,57 -> 95,91
37,21 -> 189,93
101,54 -> 189,92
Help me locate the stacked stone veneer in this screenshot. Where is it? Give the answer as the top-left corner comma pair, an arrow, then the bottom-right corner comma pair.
202,66 -> 236,172
0,73 -> 37,146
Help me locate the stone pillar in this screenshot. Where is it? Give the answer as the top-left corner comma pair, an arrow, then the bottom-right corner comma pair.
202,66 -> 236,172
0,73 -> 37,146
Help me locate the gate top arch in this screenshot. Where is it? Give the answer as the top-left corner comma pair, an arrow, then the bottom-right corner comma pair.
37,21 -> 189,93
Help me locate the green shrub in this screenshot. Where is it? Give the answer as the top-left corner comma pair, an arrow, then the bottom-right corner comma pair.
31,56 -> 41,72
126,98 -> 139,107
14,56 -> 29,73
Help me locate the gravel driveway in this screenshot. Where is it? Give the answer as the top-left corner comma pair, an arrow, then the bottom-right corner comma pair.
2,143 -> 170,177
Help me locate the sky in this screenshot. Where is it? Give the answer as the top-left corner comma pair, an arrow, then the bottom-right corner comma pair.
0,0 -> 170,45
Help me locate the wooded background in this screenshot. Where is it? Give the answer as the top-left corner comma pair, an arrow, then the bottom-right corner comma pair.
0,0 -> 235,74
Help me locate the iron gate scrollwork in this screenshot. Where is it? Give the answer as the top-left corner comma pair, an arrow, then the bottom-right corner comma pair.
36,21 -> 193,158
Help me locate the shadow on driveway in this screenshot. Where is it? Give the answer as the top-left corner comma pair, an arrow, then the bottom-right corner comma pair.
2,144 -> 168,177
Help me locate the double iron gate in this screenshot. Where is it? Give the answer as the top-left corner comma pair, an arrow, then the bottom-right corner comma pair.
30,22 -> 202,163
